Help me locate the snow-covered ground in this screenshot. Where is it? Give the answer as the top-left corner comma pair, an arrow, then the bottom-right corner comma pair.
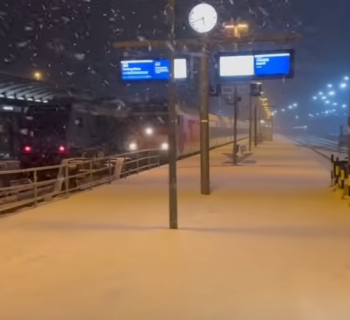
1,135 -> 350,320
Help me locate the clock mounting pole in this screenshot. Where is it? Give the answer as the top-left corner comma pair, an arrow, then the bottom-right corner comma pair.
199,39 -> 210,195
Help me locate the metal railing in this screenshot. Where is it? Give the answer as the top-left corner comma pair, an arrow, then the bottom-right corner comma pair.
0,137 -> 247,214
0,149 -> 161,214
330,154 -> 349,200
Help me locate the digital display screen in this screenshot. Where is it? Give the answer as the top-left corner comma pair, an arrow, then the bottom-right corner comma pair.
254,53 -> 291,76
219,50 -> 293,80
121,59 -> 187,81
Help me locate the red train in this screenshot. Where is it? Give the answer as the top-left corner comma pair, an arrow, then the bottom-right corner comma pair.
12,100 -> 248,168
126,104 -> 249,157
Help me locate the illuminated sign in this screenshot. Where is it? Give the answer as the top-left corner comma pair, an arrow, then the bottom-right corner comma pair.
219,50 -> 294,80
120,59 -> 187,81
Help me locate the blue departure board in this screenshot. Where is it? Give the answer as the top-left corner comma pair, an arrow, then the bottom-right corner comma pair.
254,53 -> 291,76
121,60 -> 170,81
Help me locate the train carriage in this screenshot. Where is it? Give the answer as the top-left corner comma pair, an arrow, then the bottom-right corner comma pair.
2,98 -> 249,169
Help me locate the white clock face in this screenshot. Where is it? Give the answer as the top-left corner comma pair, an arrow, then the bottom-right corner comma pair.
189,3 -> 218,34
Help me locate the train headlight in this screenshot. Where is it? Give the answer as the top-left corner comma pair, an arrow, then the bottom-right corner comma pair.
145,127 -> 153,135
161,142 -> 169,150
129,142 -> 137,151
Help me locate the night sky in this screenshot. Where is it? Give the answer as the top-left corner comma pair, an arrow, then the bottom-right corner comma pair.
0,0 -> 349,117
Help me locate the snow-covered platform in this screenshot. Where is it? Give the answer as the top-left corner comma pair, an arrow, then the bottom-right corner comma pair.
1,135 -> 350,320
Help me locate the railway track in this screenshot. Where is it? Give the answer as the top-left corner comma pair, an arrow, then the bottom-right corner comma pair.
292,135 -> 346,160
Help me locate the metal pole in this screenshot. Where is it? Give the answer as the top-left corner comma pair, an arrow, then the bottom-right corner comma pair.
254,104 -> 258,147
271,116 -> 274,141
168,0 -> 178,229
233,85 -> 238,165
259,104 -> 262,143
347,91 -> 350,162
200,45 -> 210,195
248,93 -> 252,151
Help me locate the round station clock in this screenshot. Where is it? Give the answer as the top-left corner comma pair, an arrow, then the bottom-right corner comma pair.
188,3 -> 218,34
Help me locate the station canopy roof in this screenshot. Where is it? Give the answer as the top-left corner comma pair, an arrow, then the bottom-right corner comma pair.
0,71 -> 93,104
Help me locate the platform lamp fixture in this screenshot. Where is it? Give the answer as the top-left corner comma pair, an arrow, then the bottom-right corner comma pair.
223,22 -> 250,38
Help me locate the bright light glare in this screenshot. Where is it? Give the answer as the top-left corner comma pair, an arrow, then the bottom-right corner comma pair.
345,76 -> 349,81
342,104 -> 347,108
282,109 -> 285,111
34,72 -> 42,80
327,84 -> 332,88
340,83 -> 347,88
161,142 -> 169,150
328,91 -> 335,95
321,96 -> 326,100
313,96 -> 317,100
318,92 -> 323,95
129,143 -> 137,151
145,127 -> 153,135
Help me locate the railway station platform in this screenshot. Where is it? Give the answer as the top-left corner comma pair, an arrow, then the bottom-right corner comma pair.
1,135 -> 350,320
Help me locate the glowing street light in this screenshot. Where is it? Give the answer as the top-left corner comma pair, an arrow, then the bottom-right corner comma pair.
34,71 -> 42,81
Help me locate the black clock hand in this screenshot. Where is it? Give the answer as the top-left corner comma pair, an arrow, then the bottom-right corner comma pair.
191,17 -> 205,24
